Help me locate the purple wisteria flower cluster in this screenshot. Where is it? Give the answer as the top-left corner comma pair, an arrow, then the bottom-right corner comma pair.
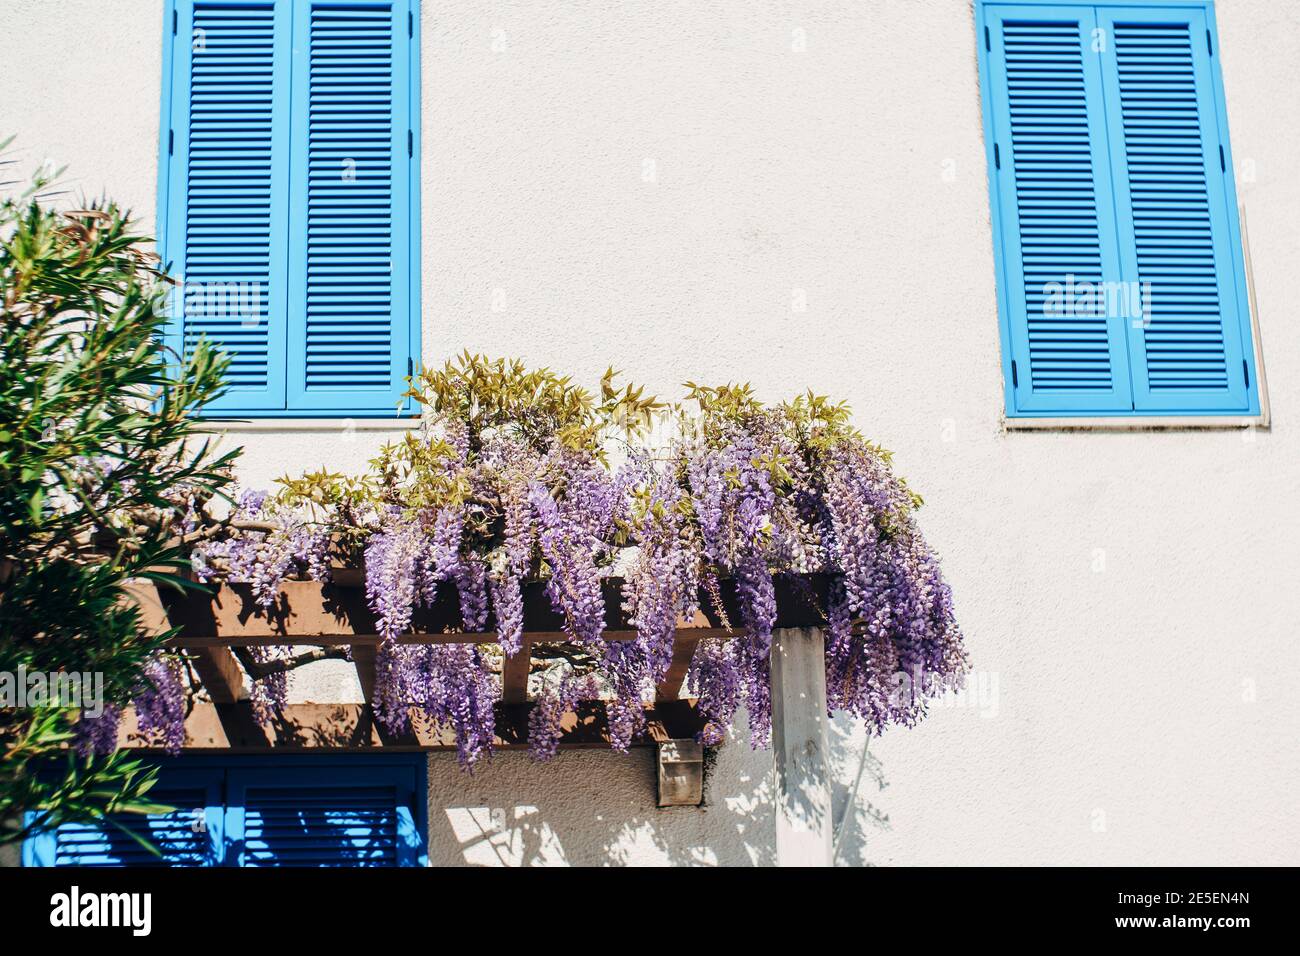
77,651 -> 187,756
818,440 -> 967,733
192,488 -> 332,608
363,506 -> 500,767
167,356 -> 968,771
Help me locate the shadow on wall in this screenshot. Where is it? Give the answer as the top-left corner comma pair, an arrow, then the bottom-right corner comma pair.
828,714 -> 892,866
426,711 -> 892,866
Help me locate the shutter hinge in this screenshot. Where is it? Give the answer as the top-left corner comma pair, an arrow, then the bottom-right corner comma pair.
1011,360 -> 1019,388
984,25 -> 990,51
172,7 -> 177,34
1207,29 -> 1213,56
407,129 -> 413,157
1219,145 -> 1226,172
994,143 -> 1001,169
168,129 -> 174,155
408,10 -> 413,37
1243,360 -> 1250,388
407,357 -> 414,378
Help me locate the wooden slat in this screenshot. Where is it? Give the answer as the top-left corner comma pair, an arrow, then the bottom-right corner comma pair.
500,640 -> 532,704
189,646 -> 246,704
114,699 -> 705,752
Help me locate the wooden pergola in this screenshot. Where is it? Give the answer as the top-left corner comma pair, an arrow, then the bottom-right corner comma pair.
125,574 -> 828,752
125,573 -> 837,864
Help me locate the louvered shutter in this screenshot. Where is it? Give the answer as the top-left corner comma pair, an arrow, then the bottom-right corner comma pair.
1097,7 -> 1252,412
226,766 -> 422,867
23,771 -> 224,867
984,6 -> 1135,413
285,0 -> 413,413
162,1 -> 292,412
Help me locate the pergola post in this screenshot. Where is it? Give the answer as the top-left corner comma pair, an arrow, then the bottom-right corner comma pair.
771,626 -> 832,867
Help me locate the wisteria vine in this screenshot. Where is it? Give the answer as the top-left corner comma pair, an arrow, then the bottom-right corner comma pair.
104,355 -> 967,769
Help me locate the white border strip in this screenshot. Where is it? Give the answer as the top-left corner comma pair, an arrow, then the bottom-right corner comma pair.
1240,202 -> 1272,428
198,418 -> 422,433
1006,416 -> 1262,431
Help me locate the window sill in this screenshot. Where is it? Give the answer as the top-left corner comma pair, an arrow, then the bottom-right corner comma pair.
197,417 -> 422,433
1003,414 -> 1268,432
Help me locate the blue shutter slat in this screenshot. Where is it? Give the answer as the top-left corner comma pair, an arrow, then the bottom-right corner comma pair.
226,767 -> 423,867
1098,7 -> 1252,412
241,788 -> 401,866
984,6 -> 1135,413
163,1 -> 291,412
286,0 -> 413,414
23,771 -> 224,868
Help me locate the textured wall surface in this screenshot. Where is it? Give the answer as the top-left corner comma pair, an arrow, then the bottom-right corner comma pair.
2,0 -> 1297,865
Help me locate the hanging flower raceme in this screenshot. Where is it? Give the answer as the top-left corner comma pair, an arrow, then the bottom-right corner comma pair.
817,439 -> 967,731
687,639 -> 743,746
621,453 -> 699,681
153,355 -> 968,770
527,672 -> 600,761
134,652 -> 187,754
78,651 -> 188,756
529,458 -> 616,646
75,704 -> 123,759
478,436 -> 539,658
420,642 -> 497,769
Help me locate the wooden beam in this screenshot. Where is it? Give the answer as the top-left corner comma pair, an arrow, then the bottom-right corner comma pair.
113,699 -> 705,752
123,578 -> 173,634
771,627 -> 832,867
654,615 -> 715,701
188,647 -> 246,704
165,628 -> 739,649
154,574 -> 828,644
350,644 -> 378,703
500,640 -> 532,704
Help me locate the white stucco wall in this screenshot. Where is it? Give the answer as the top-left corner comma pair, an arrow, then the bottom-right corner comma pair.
4,0 -> 1297,865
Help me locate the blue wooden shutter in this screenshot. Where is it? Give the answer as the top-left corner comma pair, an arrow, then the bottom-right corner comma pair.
161,1 -> 292,413
285,0 -> 414,414
1096,6 -> 1254,412
23,770 -> 224,867
225,765 -> 423,867
984,5 -> 1135,414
